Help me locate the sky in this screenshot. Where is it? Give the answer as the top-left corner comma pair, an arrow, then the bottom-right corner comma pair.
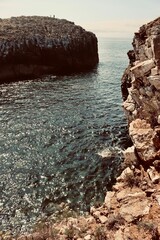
0,0 -> 160,38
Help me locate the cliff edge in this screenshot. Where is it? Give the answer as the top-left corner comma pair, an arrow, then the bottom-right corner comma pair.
0,16 -> 99,83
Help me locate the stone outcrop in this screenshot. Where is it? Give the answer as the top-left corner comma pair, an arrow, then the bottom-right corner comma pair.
0,16 -> 99,83
122,17 -> 160,165
122,17 -> 160,127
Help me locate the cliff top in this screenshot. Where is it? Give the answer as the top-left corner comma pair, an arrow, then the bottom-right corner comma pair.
135,17 -> 160,43
0,16 -> 91,41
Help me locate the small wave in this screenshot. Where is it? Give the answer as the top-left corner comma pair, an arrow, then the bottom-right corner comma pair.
98,147 -> 122,158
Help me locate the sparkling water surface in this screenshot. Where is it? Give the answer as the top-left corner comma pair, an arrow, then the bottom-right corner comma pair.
0,37 -> 131,232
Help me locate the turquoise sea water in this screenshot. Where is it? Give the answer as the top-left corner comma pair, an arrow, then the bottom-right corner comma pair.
0,37 -> 132,233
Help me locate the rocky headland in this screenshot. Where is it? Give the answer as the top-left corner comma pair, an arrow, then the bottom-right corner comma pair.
0,16 -> 98,83
2,18 -> 160,240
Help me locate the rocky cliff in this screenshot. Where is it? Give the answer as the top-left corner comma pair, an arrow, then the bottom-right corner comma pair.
0,16 -> 98,83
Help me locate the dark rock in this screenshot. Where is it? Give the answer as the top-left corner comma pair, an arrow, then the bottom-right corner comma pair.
0,16 -> 99,83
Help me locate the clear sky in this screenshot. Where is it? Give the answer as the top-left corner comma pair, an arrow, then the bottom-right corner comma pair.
0,0 -> 160,38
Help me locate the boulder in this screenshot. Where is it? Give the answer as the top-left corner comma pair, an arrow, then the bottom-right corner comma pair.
119,198 -> 150,222
129,119 -> 157,161
130,59 -> 155,78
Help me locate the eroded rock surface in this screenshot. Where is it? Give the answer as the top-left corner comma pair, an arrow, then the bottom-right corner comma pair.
122,17 -> 160,127
0,16 -> 99,83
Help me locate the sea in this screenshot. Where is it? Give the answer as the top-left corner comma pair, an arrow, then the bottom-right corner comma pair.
0,37 -> 132,233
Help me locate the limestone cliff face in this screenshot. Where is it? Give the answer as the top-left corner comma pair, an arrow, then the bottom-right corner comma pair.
122,17 -> 160,127
121,17 -> 160,163
0,16 -> 99,83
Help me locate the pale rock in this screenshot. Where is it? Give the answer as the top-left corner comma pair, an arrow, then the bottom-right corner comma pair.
86,216 -> 95,224
145,46 -> 153,59
99,215 -> 108,224
119,198 -> 150,222
148,75 -> 160,90
134,60 -> 140,65
90,206 -> 96,214
129,119 -> 156,161
147,166 -> 160,183
151,66 -> 159,75
132,109 -> 138,116
139,87 -> 146,96
155,195 -> 160,206
123,146 -> 138,166
117,188 -> 146,202
116,167 -> 133,182
3,236 -> 12,240
84,235 -> 91,240
112,182 -> 126,191
92,211 -> 101,219
123,93 -> 135,112
130,72 -> 136,82
158,115 -> 160,124
17,236 -> 27,240
123,101 -> 135,112
114,229 -> 124,240
130,59 -> 155,78
104,191 -> 115,209
145,37 -> 152,48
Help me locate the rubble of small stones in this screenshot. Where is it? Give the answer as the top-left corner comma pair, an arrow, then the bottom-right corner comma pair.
0,16 -> 98,83
2,17 -> 160,240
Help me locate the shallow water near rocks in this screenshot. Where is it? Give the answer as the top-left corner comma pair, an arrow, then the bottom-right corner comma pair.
0,37 -> 131,233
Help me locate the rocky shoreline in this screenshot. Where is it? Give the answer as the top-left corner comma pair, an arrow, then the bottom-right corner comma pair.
0,16 -> 98,83
1,17 -> 160,240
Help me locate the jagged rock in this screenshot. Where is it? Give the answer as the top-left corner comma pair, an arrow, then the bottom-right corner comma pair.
148,75 -> 160,90
156,195 -> 160,206
99,215 -> 108,224
0,16 -> 98,83
130,59 -> 155,78
119,197 -> 150,222
84,235 -> 91,240
116,188 -> 146,202
147,166 -> 160,183
123,146 -> 138,166
116,167 -> 133,182
114,229 -> 124,240
92,211 -> 101,219
104,191 -> 115,209
129,119 -> 159,161
112,182 -> 126,191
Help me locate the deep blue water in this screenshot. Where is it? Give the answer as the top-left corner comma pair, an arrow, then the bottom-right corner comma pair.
0,37 -> 131,233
